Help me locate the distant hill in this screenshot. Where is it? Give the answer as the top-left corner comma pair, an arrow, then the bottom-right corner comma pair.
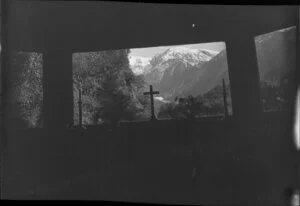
256,26 -> 296,83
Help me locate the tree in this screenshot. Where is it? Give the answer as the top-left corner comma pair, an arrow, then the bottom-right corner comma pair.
201,84 -> 232,116
177,95 -> 203,119
157,102 -> 181,119
9,51 -> 43,128
158,95 -> 204,119
73,49 -> 150,126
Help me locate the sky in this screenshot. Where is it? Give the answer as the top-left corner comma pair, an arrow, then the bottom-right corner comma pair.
129,42 -> 226,58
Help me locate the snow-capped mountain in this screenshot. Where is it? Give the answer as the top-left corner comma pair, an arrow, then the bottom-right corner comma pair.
143,46 -> 219,98
129,46 -> 217,75
129,46 -> 219,99
152,46 -> 217,66
149,46 -> 217,69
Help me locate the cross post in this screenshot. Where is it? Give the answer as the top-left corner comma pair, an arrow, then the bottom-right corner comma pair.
143,85 -> 160,120
78,87 -> 83,127
222,78 -> 229,119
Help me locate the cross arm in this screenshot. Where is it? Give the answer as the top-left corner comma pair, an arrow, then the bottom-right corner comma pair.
143,91 -> 160,95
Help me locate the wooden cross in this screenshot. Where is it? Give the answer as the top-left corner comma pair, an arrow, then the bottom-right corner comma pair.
143,85 -> 160,120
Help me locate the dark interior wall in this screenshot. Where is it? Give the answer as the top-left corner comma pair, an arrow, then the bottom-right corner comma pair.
5,1 -> 297,53
226,36 -> 262,120
43,51 -> 74,128
2,113 -> 297,205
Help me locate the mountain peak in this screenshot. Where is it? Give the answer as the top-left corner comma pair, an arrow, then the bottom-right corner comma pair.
129,46 -> 219,75
168,46 -> 218,56
169,46 -> 199,54
158,46 -> 217,66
